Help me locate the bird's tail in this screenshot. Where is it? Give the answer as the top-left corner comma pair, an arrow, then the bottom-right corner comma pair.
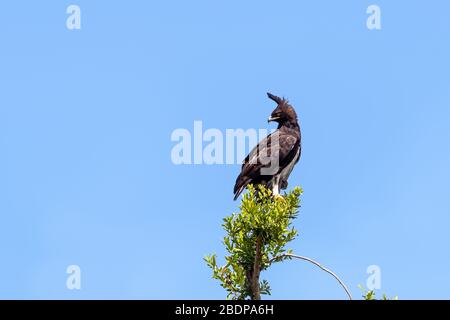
233,186 -> 245,201
233,175 -> 250,201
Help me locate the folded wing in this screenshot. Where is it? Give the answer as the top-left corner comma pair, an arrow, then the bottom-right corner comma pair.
233,129 -> 299,200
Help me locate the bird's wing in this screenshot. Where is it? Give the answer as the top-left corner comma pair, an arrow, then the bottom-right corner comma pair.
233,130 -> 298,199
241,133 -> 270,169
240,130 -> 299,178
235,130 -> 299,189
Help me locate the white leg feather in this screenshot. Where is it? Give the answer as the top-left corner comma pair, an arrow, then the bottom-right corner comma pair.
272,176 -> 280,196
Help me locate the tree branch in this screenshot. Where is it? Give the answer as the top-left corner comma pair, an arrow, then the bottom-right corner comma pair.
251,235 -> 262,300
270,253 -> 353,300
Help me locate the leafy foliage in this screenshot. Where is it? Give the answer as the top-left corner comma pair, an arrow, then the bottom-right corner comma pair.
358,285 -> 398,300
205,184 -> 302,300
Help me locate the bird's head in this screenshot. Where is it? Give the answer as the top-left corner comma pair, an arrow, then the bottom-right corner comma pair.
267,92 -> 298,127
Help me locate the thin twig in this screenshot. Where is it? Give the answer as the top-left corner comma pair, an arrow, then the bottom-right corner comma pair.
270,253 -> 353,300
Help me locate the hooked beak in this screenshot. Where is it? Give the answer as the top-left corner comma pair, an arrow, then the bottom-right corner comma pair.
268,115 -> 280,123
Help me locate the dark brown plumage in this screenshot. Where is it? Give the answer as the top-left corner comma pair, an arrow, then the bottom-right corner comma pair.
233,92 -> 301,200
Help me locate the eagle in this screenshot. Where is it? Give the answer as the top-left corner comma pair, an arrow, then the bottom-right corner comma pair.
233,92 -> 301,200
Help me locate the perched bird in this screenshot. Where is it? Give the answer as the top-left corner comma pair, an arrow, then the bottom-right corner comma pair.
233,92 -> 301,200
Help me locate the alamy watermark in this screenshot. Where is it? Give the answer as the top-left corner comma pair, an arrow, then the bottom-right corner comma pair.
66,265 -> 81,290
367,5 -> 381,30
66,5 -> 81,30
366,264 -> 382,290
63,5 -> 381,32
170,121 -> 280,174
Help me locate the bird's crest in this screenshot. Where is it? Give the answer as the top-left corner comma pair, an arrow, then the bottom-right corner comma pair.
267,92 -> 289,106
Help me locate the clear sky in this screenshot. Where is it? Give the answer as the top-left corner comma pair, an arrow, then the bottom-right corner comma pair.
1,1 -> 450,299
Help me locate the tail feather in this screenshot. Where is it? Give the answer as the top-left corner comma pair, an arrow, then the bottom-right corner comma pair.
233,186 -> 245,201
233,175 -> 251,201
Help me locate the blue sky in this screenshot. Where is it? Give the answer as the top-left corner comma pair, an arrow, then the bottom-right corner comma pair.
1,1 -> 450,299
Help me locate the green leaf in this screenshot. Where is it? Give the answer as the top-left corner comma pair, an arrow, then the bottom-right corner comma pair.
205,184 -> 302,299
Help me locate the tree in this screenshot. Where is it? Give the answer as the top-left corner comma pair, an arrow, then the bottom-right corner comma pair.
205,185 -> 352,300
358,285 -> 398,300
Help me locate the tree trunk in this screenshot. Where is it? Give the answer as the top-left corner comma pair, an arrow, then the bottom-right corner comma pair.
250,235 -> 262,300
